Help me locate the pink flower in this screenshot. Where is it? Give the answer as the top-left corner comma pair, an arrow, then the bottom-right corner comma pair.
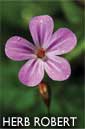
5,15 -> 77,87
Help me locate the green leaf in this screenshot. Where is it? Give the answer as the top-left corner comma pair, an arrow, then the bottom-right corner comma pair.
65,39 -> 84,61
60,0 -> 83,24
21,1 -> 60,27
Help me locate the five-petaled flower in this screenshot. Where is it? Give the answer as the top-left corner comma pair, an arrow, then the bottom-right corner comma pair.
5,15 -> 77,87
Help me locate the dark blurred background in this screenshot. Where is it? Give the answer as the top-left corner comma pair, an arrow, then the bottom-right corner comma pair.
0,0 -> 84,128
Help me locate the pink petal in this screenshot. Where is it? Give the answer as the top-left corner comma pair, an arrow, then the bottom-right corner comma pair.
44,55 -> 71,81
29,15 -> 54,48
5,36 -> 36,61
18,59 -> 44,87
46,28 -> 77,55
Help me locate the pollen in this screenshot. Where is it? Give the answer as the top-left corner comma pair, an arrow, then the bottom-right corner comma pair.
36,48 -> 45,58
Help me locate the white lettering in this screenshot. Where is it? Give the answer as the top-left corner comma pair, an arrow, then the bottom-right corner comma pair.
3,117 -> 10,126
34,117 -> 41,126
12,117 -> 17,126
57,117 -> 63,126
41,117 -> 50,127
64,117 -> 70,126
25,117 -> 30,126
70,117 -> 77,126
51,117 -> 56,126
17,117 -> 23,126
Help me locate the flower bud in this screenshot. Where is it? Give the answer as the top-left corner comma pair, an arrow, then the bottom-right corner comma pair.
38,82 -> 51,112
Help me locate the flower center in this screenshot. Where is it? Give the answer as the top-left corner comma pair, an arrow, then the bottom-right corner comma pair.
36,48 -> 45,58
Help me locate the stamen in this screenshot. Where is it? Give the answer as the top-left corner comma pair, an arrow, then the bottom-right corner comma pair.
36,48 -> 45,58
